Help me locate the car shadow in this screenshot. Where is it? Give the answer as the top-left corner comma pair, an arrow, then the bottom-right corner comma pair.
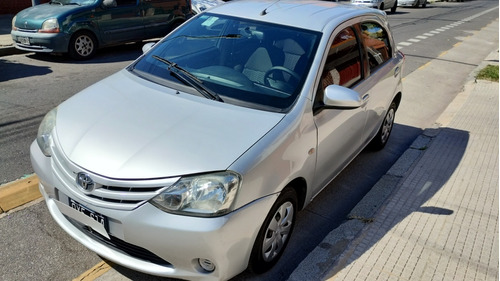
0,58 -> 52,82
321,126 -> 469,279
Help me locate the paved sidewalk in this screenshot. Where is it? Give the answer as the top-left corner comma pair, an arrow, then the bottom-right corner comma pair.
290,48 -> 499,280
333,79 -> 498,280
0,14 -> 25,57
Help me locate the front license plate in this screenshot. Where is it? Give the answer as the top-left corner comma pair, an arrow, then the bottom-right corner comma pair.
18,36 -> 30,45
69,198 -> 108,230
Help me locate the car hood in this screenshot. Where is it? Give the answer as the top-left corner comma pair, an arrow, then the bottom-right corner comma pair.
14,3 -> 87,29
55,70 -> 284,179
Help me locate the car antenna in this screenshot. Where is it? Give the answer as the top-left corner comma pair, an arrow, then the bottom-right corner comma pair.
260,0 -> 280,15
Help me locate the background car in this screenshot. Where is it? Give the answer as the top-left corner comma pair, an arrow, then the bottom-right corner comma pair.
398,0 -> 427,7
11,0 -> 190,60
30,1 -> 404,280
191,0 -> 224,14
351,0 -> 398,13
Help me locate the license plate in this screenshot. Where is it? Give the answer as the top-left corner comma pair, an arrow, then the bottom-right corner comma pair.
18,36 -> 30,45
69,198 -> 108,231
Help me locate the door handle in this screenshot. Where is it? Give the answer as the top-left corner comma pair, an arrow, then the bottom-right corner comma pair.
362,94 -> 370,105
394,66 -> 401,78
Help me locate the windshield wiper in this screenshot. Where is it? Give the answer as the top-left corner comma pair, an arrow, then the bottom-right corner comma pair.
153,55 -> 223,102
49,0 -> 63,5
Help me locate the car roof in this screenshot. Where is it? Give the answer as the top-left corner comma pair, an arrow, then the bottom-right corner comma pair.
208,0 -> 387,32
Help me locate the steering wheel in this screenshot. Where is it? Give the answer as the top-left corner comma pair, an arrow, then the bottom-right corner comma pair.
264,66 -> 301,88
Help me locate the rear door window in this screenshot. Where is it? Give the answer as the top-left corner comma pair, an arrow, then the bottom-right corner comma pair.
360,22 -> 391,71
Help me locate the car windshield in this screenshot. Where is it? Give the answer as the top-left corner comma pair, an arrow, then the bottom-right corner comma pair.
49,0 -> 97,5
130,13 -> 320,112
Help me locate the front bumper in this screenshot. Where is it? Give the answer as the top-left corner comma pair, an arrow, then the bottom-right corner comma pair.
31,141 -> 277,281
11,30 -> 70,53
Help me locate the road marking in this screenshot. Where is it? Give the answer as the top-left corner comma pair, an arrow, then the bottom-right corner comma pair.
396,6 -> 499,50
73,261 -> 112,281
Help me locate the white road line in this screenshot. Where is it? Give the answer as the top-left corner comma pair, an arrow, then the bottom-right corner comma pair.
395,6 -> 498,51
398,42 -> 413,46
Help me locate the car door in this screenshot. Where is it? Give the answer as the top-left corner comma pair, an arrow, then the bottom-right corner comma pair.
97,0 -> 144,44
356,20 -> 402,146
142,0 -> 188,39
312,24 -> 368,191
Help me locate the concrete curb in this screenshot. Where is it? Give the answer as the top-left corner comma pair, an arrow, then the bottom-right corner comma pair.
0,174 -> 41,214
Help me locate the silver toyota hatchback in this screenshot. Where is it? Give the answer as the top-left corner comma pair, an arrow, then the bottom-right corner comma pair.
30,0 -> 404,280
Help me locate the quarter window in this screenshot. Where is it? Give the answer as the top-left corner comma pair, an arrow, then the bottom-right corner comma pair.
360,22 -> 391,71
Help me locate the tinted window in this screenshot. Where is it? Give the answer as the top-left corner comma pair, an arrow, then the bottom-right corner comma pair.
360,22 -> 391,71
322,27 -> 362,89
115,0 -> 137,7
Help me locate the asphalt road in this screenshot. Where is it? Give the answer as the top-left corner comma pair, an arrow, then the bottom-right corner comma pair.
0,1 -> 498,280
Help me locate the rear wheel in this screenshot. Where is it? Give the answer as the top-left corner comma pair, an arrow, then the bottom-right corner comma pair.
249,188 -> 297,273
391,1 -> 398,13
369,102 -> 397,150
69,31 -> 97,60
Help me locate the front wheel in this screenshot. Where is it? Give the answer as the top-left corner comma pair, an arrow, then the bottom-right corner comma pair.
369,102 -> 397,150
249,188 -> 297,273
69,31 -> 97,60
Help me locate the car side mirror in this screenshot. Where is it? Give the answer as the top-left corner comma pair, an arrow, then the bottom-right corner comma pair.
102,0 -> 116,8
323,84 -> 362,109
142,42 -> 156,54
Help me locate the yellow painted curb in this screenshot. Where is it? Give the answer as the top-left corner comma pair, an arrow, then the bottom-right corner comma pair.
0,175 -> 41,213
73,261 -> 113,281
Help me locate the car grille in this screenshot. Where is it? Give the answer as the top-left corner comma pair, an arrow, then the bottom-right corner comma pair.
51,141 -> 179,211
16,27 -> 37,33
67,217 -> 172,267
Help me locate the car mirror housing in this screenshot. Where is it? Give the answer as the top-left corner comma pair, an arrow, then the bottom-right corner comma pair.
102,0 -> 116,8
142,42 -> 156,54
323,84 -> 362,109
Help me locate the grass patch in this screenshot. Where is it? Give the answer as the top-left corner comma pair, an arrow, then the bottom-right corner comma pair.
476,64 -> 499,82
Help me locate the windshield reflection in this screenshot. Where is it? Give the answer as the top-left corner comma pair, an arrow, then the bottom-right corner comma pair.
131,13 -> 320,112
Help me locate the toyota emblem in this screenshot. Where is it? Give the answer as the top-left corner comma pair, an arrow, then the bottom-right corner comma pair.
76,172 -> 95,192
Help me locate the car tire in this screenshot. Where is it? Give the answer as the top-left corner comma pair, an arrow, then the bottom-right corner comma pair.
421,0 -> 427,7
369,102 -> 397,150
69,31 -> 97,60
391,1 -> 398,13
249,188 -> 297,273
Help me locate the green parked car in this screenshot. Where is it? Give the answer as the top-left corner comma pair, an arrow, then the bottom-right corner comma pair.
11,0 -> 191,60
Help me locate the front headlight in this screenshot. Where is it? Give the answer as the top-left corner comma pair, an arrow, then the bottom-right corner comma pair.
39,18 -> 60,33
11,16 -> 17,31
37,108 -> 57,157
150,171 -> 241,217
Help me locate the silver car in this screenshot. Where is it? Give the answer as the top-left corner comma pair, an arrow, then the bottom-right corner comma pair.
31,1 -> 404,280
398,0 -> 427,7
351,0 -> 398,13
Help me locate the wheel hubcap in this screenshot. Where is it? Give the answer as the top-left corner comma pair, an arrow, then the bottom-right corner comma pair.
262,201 -> 294,262
75,35 -> 94,57
381,108 -> 395,144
